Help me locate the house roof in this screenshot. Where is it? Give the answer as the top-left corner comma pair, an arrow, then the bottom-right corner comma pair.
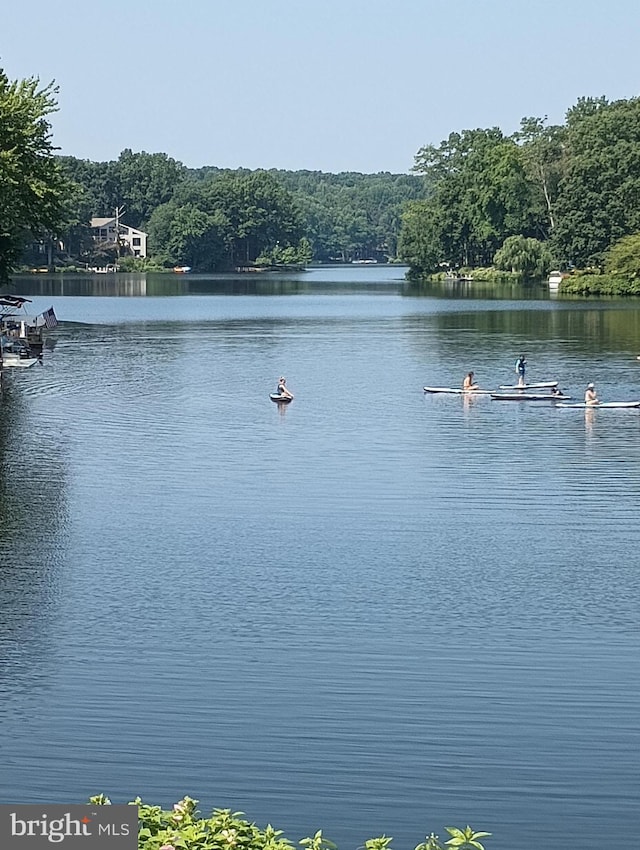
90,217 -> 147,237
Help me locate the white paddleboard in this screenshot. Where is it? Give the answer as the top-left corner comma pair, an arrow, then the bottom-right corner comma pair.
557,401 -> 640,409
423,386 -> 492,395
491,393 -> 571,401
498,381 -> 559,390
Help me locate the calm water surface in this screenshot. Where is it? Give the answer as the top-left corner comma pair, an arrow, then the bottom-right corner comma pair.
1,267 -> 639,850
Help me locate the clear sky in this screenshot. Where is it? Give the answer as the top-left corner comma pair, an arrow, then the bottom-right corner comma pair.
3,0 -> 639,173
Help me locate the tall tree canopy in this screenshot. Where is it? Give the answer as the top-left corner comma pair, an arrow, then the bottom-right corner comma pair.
59,149 -> 187,229
54,159 -> 423,269
399,97 -> 640,276
0,68 -> 71,283
552,97 -> 640,267
400,128 -> 544,273
147,170 -> 307,271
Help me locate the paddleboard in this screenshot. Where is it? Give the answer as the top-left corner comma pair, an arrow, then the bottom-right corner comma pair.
423,386 -> 492,395
556,401 -> 640,409
491,393 -> 571,401
270,393 -> 292,403
498,381 -> 559,390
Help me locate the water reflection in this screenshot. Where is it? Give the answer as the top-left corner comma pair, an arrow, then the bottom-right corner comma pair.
8,265 -> 412,300
0,282 -> 639,849
404,279 -> 549,300
0,381 -> 68,710
7,273 -> 311,298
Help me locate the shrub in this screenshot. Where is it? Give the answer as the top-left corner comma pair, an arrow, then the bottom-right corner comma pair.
88,796 -> 490,850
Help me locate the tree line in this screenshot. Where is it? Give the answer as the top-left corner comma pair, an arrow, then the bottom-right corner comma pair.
5,62 -> 640,285
0,65 -> 425,280
398,97 -> 640,280
54,155 -> 425,271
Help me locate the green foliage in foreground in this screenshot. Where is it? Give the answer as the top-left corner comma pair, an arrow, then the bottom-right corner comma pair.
89,795 -> 490,850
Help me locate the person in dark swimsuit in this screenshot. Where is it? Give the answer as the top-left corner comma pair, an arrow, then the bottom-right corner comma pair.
515,354 -> 527,386
277,376 -> 294,399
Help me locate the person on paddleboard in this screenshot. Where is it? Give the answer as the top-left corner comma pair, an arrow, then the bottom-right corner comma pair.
584,382 -> 599,405
515,354 -> 527,386
462,371 -> 479,390
276,376 -> 294,399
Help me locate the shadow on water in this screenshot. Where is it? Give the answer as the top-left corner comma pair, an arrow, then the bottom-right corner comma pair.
7,273 -> 309,298
0,379 -> 68,706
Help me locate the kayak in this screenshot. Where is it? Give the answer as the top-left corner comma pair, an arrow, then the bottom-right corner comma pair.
491,393 -> 571,401
423,386 -> 492,395
498,381 -> 559,390
270,393 -> 292,403
556,401 -> 640,409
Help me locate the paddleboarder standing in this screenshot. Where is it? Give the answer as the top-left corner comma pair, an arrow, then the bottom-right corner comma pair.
515,354 -> 527,387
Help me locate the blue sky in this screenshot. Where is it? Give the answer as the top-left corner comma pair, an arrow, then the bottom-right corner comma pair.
3,0 -> 639,173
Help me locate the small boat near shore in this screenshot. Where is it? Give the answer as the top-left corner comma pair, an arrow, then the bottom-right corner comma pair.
2,351 -> 39,368
548,270 -> 564,292
270,393 -> 292,403
423,386 -> 492,395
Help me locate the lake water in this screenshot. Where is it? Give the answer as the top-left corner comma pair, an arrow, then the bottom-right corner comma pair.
1,266 -> 639,850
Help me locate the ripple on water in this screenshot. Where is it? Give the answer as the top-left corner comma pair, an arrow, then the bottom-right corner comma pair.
1,302 -> 640,849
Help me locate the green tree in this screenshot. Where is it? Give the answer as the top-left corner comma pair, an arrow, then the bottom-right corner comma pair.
604,231 -> 640,278
494,235 -> 552,278
0,68 -> 71,282
113,149 -> 186,229
552,96 -> 640,267
514,116 -> 567,235
398,199 -> 445,274
406,128 -> 543,271
147,202 -> 230,270
148,170 -> 305,271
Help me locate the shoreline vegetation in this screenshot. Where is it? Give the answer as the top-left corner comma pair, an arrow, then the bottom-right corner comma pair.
5,61 -> 640,296
14,264 -> 640,298
416,268 -> 640,295
89,795 -> 490,850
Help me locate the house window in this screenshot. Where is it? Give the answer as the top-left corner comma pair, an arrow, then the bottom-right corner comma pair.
132,237 -> 141,246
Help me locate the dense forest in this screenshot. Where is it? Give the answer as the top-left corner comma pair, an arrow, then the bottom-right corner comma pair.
6,60 -> 640,289
39,155 -> 426,272
399,96 -> 640,285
